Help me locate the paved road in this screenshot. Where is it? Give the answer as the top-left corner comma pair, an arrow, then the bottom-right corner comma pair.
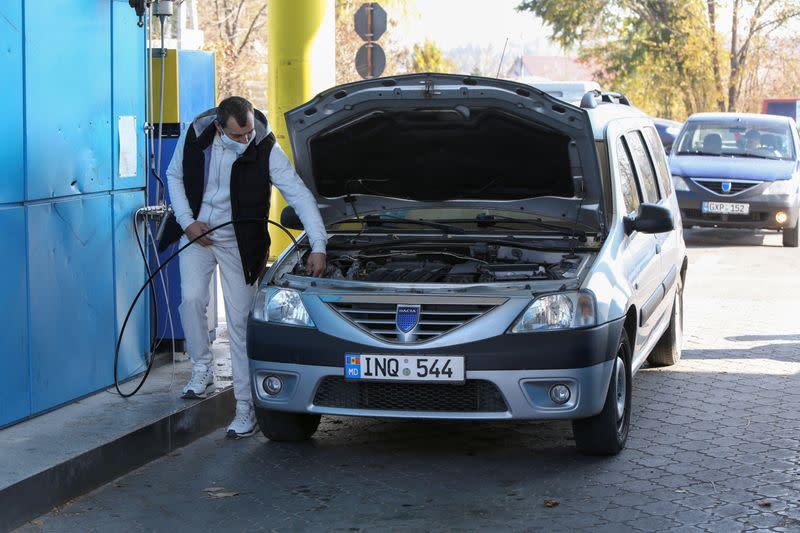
18,229 -> 800,533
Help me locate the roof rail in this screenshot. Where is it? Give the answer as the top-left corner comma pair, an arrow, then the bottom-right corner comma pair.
580,90 -> 633,109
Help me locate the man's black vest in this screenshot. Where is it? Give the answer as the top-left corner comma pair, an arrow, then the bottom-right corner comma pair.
160,108 -> 276,285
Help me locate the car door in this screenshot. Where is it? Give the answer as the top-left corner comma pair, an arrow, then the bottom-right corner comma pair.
613,134 -> 664,362
641,125 -> 682,304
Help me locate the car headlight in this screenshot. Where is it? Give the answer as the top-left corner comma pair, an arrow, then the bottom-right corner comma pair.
764,179 -> 797,195
672,175 -> 690,192
252,287 -> 315,327
510,291 -> 596,333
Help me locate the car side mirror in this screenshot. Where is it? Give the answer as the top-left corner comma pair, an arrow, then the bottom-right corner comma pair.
623,203 -> 674,235
280,206 -> 304,231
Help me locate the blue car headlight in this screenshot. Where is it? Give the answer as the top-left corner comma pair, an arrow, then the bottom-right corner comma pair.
764,178 -> 797,195
253,287 -> 315,327
510,291 -> 596,333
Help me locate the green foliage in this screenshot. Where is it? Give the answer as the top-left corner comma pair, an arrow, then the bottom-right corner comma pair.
409,39 -> 457,73
517,0 -> 719,119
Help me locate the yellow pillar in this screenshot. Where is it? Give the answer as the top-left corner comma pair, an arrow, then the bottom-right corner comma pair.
267,0 -> 335,260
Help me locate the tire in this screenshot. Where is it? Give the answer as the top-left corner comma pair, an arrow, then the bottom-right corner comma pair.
572,329 -> 632,456
647,276 -> 684,367
255,407 -> 321,442
783,223 -> 798,247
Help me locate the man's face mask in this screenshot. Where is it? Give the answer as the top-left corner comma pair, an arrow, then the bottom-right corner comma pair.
219,129 -> 253,155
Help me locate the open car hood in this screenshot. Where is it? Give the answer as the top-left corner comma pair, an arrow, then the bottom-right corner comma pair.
284,74 -> 604,229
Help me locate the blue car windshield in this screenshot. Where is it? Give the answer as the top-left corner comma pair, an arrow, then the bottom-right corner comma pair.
675,119 -> 796,161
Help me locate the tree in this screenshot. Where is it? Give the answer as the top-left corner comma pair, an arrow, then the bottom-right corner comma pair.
517,0 -> 800,118
409,39 -> 458,73
197,0 -> 268,105
517,0 -> 719,118
726,0 -> 800,111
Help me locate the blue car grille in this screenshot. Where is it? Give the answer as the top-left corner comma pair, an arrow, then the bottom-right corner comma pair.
692,179 -> 760,195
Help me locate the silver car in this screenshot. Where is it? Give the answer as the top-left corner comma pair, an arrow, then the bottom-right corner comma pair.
247,75 -> 687,455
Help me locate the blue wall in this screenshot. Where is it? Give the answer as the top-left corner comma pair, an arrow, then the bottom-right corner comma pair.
0,0 -> 148,426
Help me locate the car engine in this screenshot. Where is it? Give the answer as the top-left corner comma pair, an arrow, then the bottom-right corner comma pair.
291,241 -> 588,284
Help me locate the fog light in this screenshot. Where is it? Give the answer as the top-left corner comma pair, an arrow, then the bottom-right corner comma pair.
549,384 -> 571,405
263,375 -> 283,396
776,211 -> 788,224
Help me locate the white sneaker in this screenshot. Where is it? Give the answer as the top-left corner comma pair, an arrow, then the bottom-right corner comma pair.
181,364 -> 215,399
226,401 -> 258,438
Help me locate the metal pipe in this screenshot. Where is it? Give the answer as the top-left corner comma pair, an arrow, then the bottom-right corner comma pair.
266,0 -> 335,260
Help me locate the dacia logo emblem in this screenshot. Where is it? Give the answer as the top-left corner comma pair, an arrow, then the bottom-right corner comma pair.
721,181 -> 732,193
396,305 -> 421,333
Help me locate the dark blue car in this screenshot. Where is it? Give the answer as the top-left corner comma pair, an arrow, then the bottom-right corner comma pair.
669,112 -> 800,247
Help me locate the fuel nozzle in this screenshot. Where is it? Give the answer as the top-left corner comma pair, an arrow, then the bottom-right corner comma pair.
128,0 -> 146,27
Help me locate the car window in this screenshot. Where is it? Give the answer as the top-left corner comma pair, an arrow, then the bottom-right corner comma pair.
675,118 -> 795,160
642,126 -> 673,197
616,138 -> 641,215
625,131 -> 661,203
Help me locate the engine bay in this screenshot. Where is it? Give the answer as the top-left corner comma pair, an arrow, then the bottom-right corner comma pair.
290,239 -> 591,284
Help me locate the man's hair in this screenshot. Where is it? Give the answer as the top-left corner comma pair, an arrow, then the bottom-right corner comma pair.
217,96 -> 253,128
745,129 -> 761,141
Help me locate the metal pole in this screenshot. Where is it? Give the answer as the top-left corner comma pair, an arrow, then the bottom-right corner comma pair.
367,3 -> 373,78
267,0 -> 335,259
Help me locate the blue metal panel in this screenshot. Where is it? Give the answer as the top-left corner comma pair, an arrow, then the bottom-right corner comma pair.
112,0 -> 146,190
0,0 -> 24,204
25,0 -> 112,201
28,195 -> 115,414
0,206 -> 30,426
113,191 -> 149,378
178,50 -> 216,126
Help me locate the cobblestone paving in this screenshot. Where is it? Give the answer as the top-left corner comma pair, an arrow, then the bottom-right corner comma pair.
18,229 -> 800,532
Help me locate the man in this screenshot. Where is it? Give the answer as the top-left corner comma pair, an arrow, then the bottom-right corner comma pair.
163,96 -> 327,438
744,129 -> 762,152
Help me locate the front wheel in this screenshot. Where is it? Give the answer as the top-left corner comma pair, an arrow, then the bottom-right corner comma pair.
572,329 -> 632,456
783,222 -> 798,247
255,407 -> 321,442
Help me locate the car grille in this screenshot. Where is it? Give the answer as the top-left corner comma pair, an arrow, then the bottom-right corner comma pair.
683,209 -> 767,222
328,301 -> 498,343
313,377 -> 508,412
692,179 -> 761,196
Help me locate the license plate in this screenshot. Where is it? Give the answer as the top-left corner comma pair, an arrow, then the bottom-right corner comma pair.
701,201 -> 750,215
344,354 -> 465,383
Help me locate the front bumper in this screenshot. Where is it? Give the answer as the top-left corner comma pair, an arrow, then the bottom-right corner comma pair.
677,187 -> 798,230
247,318 -> 624,420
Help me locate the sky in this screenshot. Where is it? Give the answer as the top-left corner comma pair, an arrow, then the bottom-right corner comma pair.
395,0 -> 565,55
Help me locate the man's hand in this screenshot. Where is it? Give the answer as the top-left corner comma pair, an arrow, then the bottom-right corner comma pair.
306,252 -> 326,277
185,221 -> 213,246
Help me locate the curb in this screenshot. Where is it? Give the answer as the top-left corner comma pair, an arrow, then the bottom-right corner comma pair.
0,389 -> 234,532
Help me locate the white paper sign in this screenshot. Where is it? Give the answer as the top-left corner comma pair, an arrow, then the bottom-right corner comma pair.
118,115 -> 137,178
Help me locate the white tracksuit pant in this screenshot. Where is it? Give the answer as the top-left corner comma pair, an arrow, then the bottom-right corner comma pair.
178,236 -> 257,402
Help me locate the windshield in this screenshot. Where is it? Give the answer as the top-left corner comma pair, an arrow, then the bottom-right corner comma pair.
675,118 -> 796,160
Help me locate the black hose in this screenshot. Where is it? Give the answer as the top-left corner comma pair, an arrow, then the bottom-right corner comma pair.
114,217 -> 299,398
127,214 -> 159,389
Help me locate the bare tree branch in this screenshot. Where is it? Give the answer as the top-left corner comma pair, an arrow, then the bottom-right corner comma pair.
235,3 -> 267,57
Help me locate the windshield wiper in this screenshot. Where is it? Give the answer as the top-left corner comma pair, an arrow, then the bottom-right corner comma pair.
339,214 -> 465,234
436,215 -> 587,237
735,153 -> 772,160
676,150 -> 722,156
